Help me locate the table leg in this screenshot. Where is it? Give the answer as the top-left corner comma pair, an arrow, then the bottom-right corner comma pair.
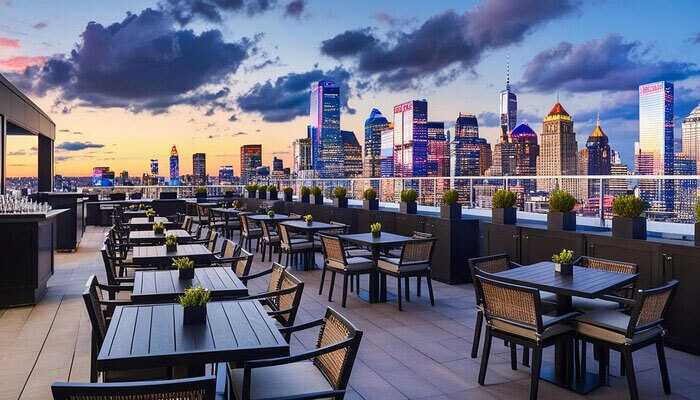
369,246 -> 380,303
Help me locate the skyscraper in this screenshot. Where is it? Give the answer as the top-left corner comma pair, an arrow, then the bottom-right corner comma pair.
452,114 -> 489,176
169,145 -> 180,186
585,117 -> 611,198
638,81 -> 674,211
309,80 -> 343,178
536,102 -> 578,193
192,153 -> 206,185
510,123 -> 539,192
341,130 -> 363,178
150,159 -> 159,175
218,166 -> 234,184
576,148 -> 589,201
426,122 -> 449,177
272,157 -> 284,172
681,103 -> 700,172
393,100 -> 428,178
292,138 -> 312,176
380,125 -> 395,201
499,60 -> 517,137
674,152 -> 696,222
364,108 -> 388,180
240,144 -> 262,184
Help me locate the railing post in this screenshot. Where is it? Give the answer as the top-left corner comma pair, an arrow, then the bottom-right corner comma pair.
469,178 -> 474,208
599,177 -> 604,226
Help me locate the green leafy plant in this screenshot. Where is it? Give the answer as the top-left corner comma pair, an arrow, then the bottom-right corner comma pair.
283,187 -> 293,194
549,190 -> 576,213
696,201 -> 700,220
152,222 -> 165,233
268,185 -> 278,194
267,210 -> 275,217
333,186 -> 347,199
145,208 -> 156,218
400,189 -> 418,203
172,256 -> 193,270
303,214 -> 313,223
442,189 -> 459,205
552,249 -> 574,264
245,184 -> 258,193
311,186 -> 322,196
370,222 -> 382,234
492,189 -> 517,209
301,186 -> 311,196
258,185 -> 267,193
178,286 -> 210,308
363,188 -> 377,201
233,200 -> 242,209
165,234 -> 178,248
612,195 -> 646,218
194,187 -> 207,196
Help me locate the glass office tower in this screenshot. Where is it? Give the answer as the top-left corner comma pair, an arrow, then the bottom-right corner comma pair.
192,153 -> 206,185
309,80 -> 343,178
240,144 -> 262,184
169,145 -> 180,186
392,100 -> 428,178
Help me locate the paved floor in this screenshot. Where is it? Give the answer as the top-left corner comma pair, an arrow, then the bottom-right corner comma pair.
1,226 -> 699,400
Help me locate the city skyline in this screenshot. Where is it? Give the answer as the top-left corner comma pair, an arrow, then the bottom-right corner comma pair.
1,0 -> 700,178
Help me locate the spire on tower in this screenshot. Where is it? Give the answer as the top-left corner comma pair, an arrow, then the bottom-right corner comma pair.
505,55 -> 511,91
596,111 -> 601,127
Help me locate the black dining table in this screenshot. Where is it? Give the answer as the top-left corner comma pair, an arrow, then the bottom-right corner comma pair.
280,220 -> 347,270
128,217 -> 179,230
128,229 -> 192,245
247,213 -> 300,223
493,261 -> 638,394
339,232 -> 414,303
131,267 -> 248,303
96,300 -> 289,377
132,244 -> 213,266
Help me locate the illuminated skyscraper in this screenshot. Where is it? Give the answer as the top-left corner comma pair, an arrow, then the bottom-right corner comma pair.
638,81 -> 674,211
380,125 -> 395,200
192,153 -> 206,185
150,159 -> 159,175
393,100 -> 428,178
169,145 -> 180,186
536,102 -> 578,193
240,144 -> 262,184
674,153 -> 696,222
426,122 -> 449,177
364,108 -> 388,179
218,166 -> 234,184
452,114 -> 489,176
309,80 -> 343,178
585,117 -> 611,198
499,59 -> 517,137
341,130 -> 363,178
510,123 -> 539,192
681,103 -> 700,172
292,138 -> 312,176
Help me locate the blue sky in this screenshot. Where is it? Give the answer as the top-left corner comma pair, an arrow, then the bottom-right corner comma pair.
1,0 -> 699,176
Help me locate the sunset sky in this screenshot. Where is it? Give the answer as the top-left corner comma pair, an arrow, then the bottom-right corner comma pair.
1,0 -> 699,177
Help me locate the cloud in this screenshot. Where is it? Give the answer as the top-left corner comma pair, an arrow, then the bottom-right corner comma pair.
320,0 -> 577,89
59,129 -> 70,132
161,0 -> 277,24
32,22 -> 48,29
0,37 -> 19,48
237,66 -> 355,122
284,0 -> 304,18
477,112 -> 499,127
56,141 -> 105,151
520,35 -> 700,93
228,114 -> 238,122
8,150 -> 26,156
373,12 -> 416,27
692,33 -> 700,44
233,131 -> 247,136
0,55 -> 47,72
16,9 -> 252,114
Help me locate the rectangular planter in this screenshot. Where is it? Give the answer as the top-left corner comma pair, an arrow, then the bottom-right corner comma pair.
247,192 -> 256,199
183,305 -> 207,325
311,195 -> 324,205
258,192 -> 267,200
695,223 -> 700,247
284,192 -> 293,202
363,199 -> 378,210
612,216 -> 647,240
333,198 -> 348,208
492,207 -> 516,224
400,201 -> 417,214
301,194 -> 310,203
547,211 -> 576,231
440,204 -> 461,220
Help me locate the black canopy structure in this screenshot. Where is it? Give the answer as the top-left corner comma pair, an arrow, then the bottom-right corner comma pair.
0,73 -> 56,193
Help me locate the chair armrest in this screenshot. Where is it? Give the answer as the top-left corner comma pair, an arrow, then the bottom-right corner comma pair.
98,299 -> 132,307
244,338 -> 353,369
599,294 -> 635,306
238,285 -> 297,301
239,267 -> 273,283
510,261 -> 523,268
542,312 -> 580,329
277,318 -> 325,335
97,282 -> 133,293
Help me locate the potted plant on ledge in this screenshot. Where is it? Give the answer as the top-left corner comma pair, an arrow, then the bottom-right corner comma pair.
179,286 -> 210,325
283,187 -> 294,202
311,186 -> 323,205
548,189 -> 577,231
552,249 -> 574,275
363,188 -> 379,210
400,188 -> 418,214
371,222 -> 382,238
194,187 -> 208,202
612,194 -> 647,240
441,189 -> 461,219
245,184 -> 258,199
258,185 -> 268,200
153,222 -> 165,235
300,186 -> 311,203
165,234 -> 178,252
173,256 -> 194,280
492,189 -> 516,224
268,185 -> 279,200
333,186 -> 348,208
145,208 -> 156,222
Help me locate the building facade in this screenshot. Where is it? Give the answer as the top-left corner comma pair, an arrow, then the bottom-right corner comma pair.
510,123 -> 539,192
341,130 -> 363,178
585,119 -> 611,198
292,137 -> 312,177
309,80 -> 343,178
536,102 -> 578,193
150,159 -> 159,176
218,166 -> 234,184
192,153 -> 206,185
681,103 -> 700,172
240,144 -> 262,184
169,145 -> 180,186
393,100 -> 428,178
364,108 -> 388,180
673,152 -> 697,222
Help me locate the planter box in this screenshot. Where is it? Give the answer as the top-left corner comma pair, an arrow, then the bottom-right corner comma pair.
166,244 -> 178,253
258,192 -> 267,200
284,192 -> 293,202
148,216 -> 155,222
195,197 -> 208,203
183,305 -> 207,325
247,192 -> 256,199
153,229 -> 164,235
612,216 -> 647,240
492,207 -> 516,224
400,201 -> 417,214
333,198 -> 348,208
178,268 -> 194,280
363,199 -> 379,210
301,194 -> 310,203
554,262 -> 573,275
547,211 -> 576,231
696,223 -> 700,247
269,192 -> 278,200
311,195 -> 324,205
440,204 -> 461,220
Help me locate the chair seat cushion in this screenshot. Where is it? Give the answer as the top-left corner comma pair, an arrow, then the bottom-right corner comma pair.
263,234 -> 280,243
377,257 -> 429,273
328,257 -> 374,271
229,362 -> 333,400
243,229 -> 262,237
572,297 -> 624,312
491,318 -> 572,341
574,310 -> 662,345
104,367 -> 170,382
283,239 -> 314,250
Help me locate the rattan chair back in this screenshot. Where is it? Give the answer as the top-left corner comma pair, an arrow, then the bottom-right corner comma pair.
259,220 -> 275,241
278,224 -> 293,247
275,270 -> 304,325
181,215 -> 193,232
314,307 -> 363,390
627,280 -> 679,336
206,230 -> 219,252
51,376 -> 216,400
399,238 -> 435,264
475,273 -> 544,333
83,276 -> 108,344
266,263 -> 287,308
320,234 -> 347,266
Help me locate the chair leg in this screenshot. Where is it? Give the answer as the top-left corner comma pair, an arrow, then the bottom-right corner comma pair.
350,274 -> 354,292
397,276 -> 403,311
522,347 -> 530,367
478,328 -> 493,385
328,271 -> 336,302
656,338 -> 671,394
471,310 -> 483,358
260,242 -> 266,261
268,243 -> 273,261
510,342 -> 517,370
356,274 -> 360,293
90,333 -> 98,383
416,276 -> 421,297
530,347 -> 543,400
342,274 -> 349,308
404,276 -> 410,302
426,271 -> 435,306
622,349 -> 639,400
319,266 -> 327,295
278,249 -> 282,263
285,252 -> 290,267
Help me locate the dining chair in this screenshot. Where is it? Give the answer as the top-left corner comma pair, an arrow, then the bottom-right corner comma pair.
180,215 -> 193,233
259,220 -> 280,262
100,247 -> 136,292
103,237 -> 142,277
195,203 -> 209,225
574,280 -> 679,400
319,234 -> 374,307
227,307 -> 363,400
278,224 -> 314,269
377,238 -> 436,311
475,273 -> 579,400
387,231 -> 433,257
572,256 -> 638,311
241,267 -> 304,337
240,214 -> 262,252
51,376 -> 216,400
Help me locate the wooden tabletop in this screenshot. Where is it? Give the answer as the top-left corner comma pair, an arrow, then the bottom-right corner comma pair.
247,214 -> 299,222
340,232 -> 413,246
493,261 -> 638,299
280,220 -> 344,231
128,229 -> 192,244
129,217 -> 170,225
96,300 -> 289,371
210,207 -> 242,214
132,244 -> 212,265
131,267 -> 248,303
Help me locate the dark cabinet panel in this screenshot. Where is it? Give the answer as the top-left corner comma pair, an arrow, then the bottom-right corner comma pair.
519,227 -> 586,266
483,223 -> 520,263
585,235 -> 660,289
395,213 -> 423,236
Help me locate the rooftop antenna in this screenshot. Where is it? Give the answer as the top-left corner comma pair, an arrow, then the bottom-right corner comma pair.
556,90 -> 560,103
596,111 -> 600,127
505,54 -> 511,91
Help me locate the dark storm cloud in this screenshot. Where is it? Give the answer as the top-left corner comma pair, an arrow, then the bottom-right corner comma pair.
237,67 -> 355,122
56,141 -> 105,151
162,0 -> 276,24
320,0 -> 577,89
284,0 -> 304,18
520,35 -> 700,93
20,8 -> 252,114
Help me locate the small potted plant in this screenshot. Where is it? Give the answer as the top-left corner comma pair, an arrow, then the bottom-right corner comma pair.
612,195 -> 647,240
258,185 -> 268,200
548,189 -> 577,231
492,189 -> 516,224
178,286 -> 210,325
695,201 -> 700,246
441,189 -> 461,219
165,233 -> 178,253
333,186 -> 348,208
268,185 -> 279,200
173,256 -> 194,280
233,200 -> 242,210
311,186 -> 323,205
245,184 -> 258,199
363,188 -> 378,210
400,189 -> 418,214
152,221 -> 165,235
370,222 -> 382,238
552,249 -> 574,275
303,214 -> 313,226
194,187 -> 208,202
283,187 -> 294,202
145,208 -> 156,222
267,209 -> 275,218
300,186 -> 311,203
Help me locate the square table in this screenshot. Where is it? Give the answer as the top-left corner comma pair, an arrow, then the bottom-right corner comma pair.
128,229 -> 192,245
493,261 -> 638,394
128,217 -> 179,230
339,232 -> 414,303
131,267 -> 248,303
97,300 -> 288,377
132,244 -> 213,266
247,213 -> 300,223
280,220 -> 347,270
